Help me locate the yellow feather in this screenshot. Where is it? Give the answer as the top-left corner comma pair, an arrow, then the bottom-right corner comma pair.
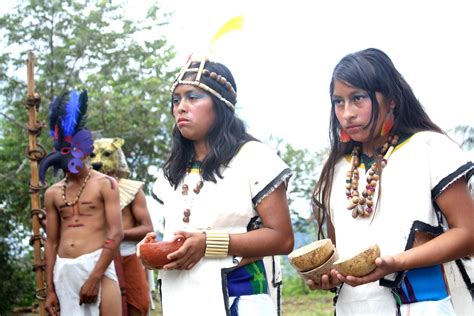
209,15 -> 244,46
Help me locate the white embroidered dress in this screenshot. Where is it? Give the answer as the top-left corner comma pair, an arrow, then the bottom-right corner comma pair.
153,141 -> 292,315
330,131 -> 473,315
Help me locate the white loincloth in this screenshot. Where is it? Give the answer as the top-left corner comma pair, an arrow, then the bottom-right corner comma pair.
53,248 -> 117,316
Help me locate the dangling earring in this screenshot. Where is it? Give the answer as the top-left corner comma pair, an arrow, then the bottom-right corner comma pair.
340,129 -> 351,143
380,109 -> 394,137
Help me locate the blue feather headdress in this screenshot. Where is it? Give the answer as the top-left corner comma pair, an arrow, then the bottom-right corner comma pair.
49,89 -> 89,143
40,89 -> 94,180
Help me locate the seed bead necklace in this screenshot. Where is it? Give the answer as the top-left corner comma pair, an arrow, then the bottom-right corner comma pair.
346,135 -> 399,218
181,162 -> 204,224
62,168 -> 92,207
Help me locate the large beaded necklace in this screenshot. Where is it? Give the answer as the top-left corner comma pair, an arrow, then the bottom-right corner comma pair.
61,168 -> 92,207
346,135 -> 399,218
181,162 -> 204,224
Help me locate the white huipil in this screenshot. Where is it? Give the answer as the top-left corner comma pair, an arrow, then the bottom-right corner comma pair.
153,141 -> 292,315
330,131 -> 473,315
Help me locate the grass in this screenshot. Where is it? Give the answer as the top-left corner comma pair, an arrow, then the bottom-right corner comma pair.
281,276 -> 334,316
281,291 -> 334,316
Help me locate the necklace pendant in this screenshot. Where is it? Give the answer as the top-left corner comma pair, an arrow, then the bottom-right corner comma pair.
347,202 -> 357,210
183,208 -> 191,217
182,184 -> 189,195
193,181 -> 204,194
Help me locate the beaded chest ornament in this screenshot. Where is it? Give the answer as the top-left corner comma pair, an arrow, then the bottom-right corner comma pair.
181,175 -> 204,224
346,135 -> 399,218
62,167 -> 92,206
180,162 -> 205,225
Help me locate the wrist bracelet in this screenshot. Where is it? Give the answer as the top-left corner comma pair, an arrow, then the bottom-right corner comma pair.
205,230 -> 229,257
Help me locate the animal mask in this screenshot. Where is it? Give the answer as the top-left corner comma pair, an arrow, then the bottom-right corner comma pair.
91,137 -> 130,179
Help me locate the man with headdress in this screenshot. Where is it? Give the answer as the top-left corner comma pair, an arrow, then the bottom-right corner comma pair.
40,90 -> 123,316
91,137 -> 153,316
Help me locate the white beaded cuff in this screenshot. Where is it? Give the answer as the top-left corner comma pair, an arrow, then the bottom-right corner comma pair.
205,230 -> 229,257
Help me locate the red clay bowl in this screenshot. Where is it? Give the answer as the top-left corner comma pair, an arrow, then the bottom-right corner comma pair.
139,235 -> 185,269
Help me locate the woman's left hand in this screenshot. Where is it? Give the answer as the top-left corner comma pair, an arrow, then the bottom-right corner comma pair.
335,255 -> 396,286
162,230 -> 206,270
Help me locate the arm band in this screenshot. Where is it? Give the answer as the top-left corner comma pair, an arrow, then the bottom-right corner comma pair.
204,230 -> 229,257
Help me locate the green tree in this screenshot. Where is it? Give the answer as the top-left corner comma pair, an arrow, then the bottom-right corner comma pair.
273,139 -> 328,237
270,138 -> 328,293
0,0 -> 176,312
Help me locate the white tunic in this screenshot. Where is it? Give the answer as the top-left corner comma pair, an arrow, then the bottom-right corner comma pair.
330,131 -> 473,315
153,141 -> 292,316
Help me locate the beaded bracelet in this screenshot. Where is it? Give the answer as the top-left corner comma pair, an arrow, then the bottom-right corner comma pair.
204,230 -> 229,257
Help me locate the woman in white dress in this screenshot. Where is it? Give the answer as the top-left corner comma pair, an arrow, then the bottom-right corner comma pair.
139,57 -> 294,315
310,48 -> 474,315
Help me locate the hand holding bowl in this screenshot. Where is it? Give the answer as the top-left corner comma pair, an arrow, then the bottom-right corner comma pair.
139,235 -> 186,269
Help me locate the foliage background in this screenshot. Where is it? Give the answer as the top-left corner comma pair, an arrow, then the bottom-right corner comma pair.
0,1 -> 177,312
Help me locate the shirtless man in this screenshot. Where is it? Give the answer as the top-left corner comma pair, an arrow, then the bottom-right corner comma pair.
39,90 -> 123,316
91,137 -> 153,316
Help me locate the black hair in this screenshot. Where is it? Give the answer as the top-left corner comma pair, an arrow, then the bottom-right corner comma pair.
163,61 -> 257,188
313,48 -> 444,238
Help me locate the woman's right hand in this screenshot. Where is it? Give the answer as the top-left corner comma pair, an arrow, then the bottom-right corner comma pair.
306,269 -> 341,291
136,232 -> 157,258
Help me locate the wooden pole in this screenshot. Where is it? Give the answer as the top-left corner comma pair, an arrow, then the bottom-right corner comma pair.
25,51 -> 47,316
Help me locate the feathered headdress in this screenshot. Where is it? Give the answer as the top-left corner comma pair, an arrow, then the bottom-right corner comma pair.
39,89 -> 94,183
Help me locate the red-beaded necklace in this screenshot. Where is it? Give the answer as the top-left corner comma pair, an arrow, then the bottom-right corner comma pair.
181,162 -> 204,224
346,135 -> 399,218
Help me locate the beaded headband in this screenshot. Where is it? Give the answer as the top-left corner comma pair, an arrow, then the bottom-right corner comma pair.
171,57 -> 237,111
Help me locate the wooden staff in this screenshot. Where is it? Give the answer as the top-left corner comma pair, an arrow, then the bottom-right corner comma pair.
25,51 -> 47,316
